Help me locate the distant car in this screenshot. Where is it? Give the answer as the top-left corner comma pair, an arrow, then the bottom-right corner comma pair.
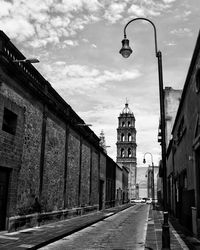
130,199 -> 145,204
146,199 -> 152,204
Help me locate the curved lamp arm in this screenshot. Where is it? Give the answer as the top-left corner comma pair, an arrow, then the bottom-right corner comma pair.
123,17 -> 158,56
143,152 -> 154,165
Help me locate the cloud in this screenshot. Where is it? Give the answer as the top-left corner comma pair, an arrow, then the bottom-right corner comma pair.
63,40 -> 79,47
0,1 -> 12,17
127,0 -> 176,17
40,63 -> 141,93
128,4 -> 145,16
162,0 -> 176,3
104,3 -> 127,23
164,41 -> 176,46
0,16 -> 35,42
170,28 -> 192,36
0,0 -> 102,48
0,0 -> 178,48
82,38 -> 89,43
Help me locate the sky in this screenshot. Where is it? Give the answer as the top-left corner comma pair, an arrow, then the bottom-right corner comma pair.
0,0 -> 200,170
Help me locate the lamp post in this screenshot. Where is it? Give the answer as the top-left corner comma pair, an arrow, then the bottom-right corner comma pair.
143,152 -> 155,208
119,17 -> 170,249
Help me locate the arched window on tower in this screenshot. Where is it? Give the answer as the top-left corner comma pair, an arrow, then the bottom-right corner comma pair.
128,133 -> 131,142
122,121 -> 125,127
128,121 -> 131,127
128,148 -> 132,158
121,133 -> 125,141
121,148 -> 125,157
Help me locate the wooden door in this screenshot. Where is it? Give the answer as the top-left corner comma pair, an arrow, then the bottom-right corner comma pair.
0,168 -> 9,230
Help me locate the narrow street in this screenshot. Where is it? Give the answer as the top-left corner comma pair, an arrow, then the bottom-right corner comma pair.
39,204 -> 149,250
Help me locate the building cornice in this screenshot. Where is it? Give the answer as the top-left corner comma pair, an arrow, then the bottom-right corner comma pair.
0,30 -> 100,148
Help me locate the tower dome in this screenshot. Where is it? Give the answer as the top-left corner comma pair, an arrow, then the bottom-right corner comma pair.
121,102 -> 133,115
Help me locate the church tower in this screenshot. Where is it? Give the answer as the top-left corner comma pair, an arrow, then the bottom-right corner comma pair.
116,102 -> 137,199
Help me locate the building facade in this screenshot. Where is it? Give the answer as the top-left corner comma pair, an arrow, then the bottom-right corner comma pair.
157,87 -> 181,207
116,102 -> 137,199
166,31 -> 200,234
0,30 -> 120,232
164,87 -> 182,147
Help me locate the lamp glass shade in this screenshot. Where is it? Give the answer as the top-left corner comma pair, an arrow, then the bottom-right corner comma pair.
26,58 -> 40,63
119,38 -> 132,58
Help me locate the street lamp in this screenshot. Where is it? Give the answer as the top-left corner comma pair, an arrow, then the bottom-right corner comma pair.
13,58 -> 40,63
119,17 -> 170,249
76,123 -> 92,127
143,152 -> 155,208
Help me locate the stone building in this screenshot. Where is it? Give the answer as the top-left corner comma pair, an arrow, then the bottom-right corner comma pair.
164,87 -> 182,147
166,30 -> 200,234
157,87 -> 181,206
146,165 -> 159,200
0,30 -> 118,231
116,102 -> 137,199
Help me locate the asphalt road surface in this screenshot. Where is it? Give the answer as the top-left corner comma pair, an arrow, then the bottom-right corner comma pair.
39,204 -> 150,250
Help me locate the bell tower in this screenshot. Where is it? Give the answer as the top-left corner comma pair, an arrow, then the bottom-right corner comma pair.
116,102 -> 137,199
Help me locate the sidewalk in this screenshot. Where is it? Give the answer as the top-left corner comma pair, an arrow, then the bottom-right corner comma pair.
145,206 -> 189,250
0,203 -> 198,250
0,204 -> 131,250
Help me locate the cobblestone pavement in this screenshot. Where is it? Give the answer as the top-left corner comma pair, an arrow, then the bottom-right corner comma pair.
0,204 -> 132,250
0,203 -> 199,249
39,204 -> 149,250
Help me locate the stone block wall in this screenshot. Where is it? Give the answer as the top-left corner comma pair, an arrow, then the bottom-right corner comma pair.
0,82 -> 42,216
99,153 -> 106,209
80,141 -> 90,206
0,93 -> 24,216
90,150 -> 99,205
66,131 -> 80,208
41,116 -> 65,212
0,63 -> 105,231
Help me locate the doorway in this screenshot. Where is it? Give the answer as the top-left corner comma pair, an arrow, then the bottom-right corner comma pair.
0,167 -> 9,230
99,180 -> 104,210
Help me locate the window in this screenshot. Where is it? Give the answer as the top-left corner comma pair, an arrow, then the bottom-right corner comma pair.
121,133 -> 125,141
2,108 -> 18,135
195,68 -> 200,93
128,133 -> 131,141
128,121 -> 131,127
128,148 -> 132,157
177,117 -> 186,142
184,175 -> 187,189
121,148 -> 125,157
122,121 -> 125,127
